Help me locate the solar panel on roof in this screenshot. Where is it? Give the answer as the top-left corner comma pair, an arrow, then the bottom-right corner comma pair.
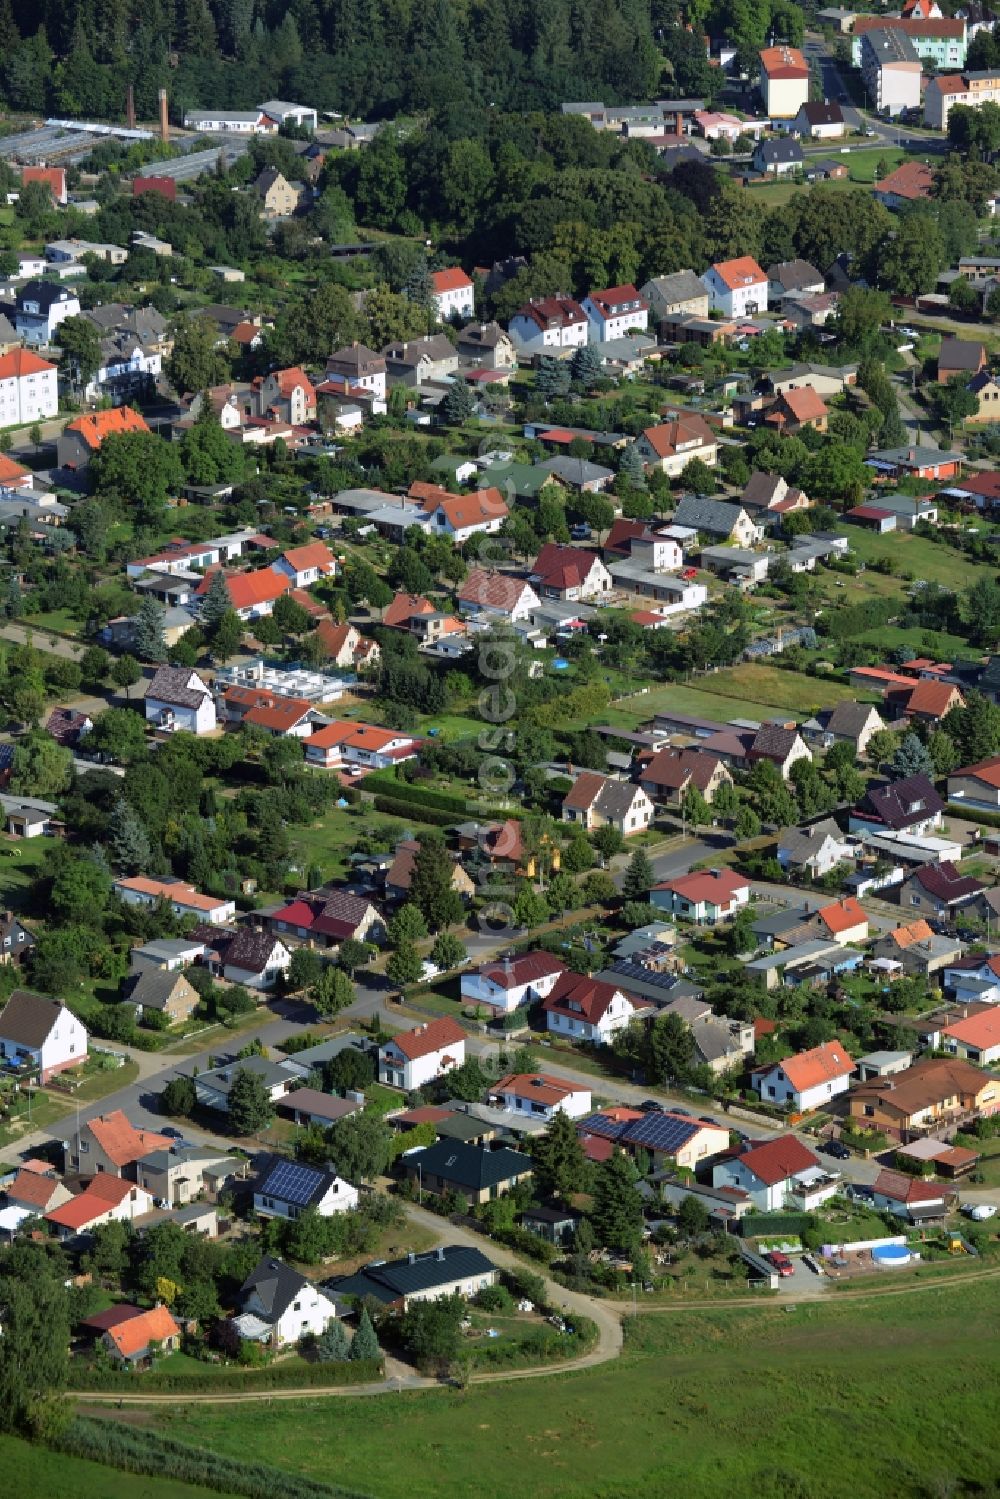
621,1113 -> 696,1154
611,961 -> 679,991
262,1159 -> 325,1207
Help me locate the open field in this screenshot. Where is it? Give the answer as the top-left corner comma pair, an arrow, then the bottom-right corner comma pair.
150,1273 -> 1000,1499
852,623 -> 972,657
741,147 -> 907,207
602,664 -> 863,731
0,1436 -> 218,1498
0,835 -> 49,916
843,528 -> 999,593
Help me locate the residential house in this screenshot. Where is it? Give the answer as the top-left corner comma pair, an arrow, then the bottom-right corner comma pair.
254,1160 -> 359,1220
65,1109 -> 172,1177
764,386 -> 829,434
899,861 -> 988,919
748,722 -> 812,779
379,1018 -> 467,1090
101,1305 -> 182,1366
948,756 -> 1000,811
632,413 -> 718,476
538,455 -> 614,492
266,889 -> 383,949
790,100 -> 846,137
257,367 -> 316,424
460,951 -> 567,1016
252,169 -> 300,218
457,569 -> 541,624
885,679 -> 965,724
651,870 -> 751,924
194,568 -> 291,620
271,542 -> 338,589
210,928 -> 291,990
604,520 -> 682,571
114,875 -> 236,925
868,443 -> 962,482
752,138 -> 804,176
849,774 -> 944,836
639,747 -> 733,808
578,1110 -> 730,1170
776,818 -> 854,879
701,256 -> 768,317
22,165 -> 67,204
0,990 -> 87,1084
767,259 -> 826,302
0,349 -> 58,425
0,911 -> 36,966
925,68 -> 1000,129
122,968 -> 200,1023
740,471 -> 810,517
488,1072 -> 592,1120
332,1246 -> 498,1310
416,486 -> 509,543
966,368 -> 1000,422
235,1257 -> 339,1347
582,284 -> 649,343
304,720 -> 420,771
326,343 -> 387,401
712,1135 -> 826,1210
382,334 -> 460,386
640,270 -> 710,323
851,14 -> 967,70
672,495 -> 759,545
872,160 -> 935,209
815,896 -> 869,944
848,1056 -> 998,1141
429,268 -> 475,322
561,771 -> 654,836
385,840 -> 474,904
871,1169 -> 950,1222
276,1090 -> 364,1129
754,1040 -> 855,1112
56,405 -> 150,469
15,280 -> 80,346
938,337 -> 987,384
940,1008 -> 1000,1064
144,665 -> 216,735
759,45 -> 810,116
803,700 -> 885,756
45,1175 -> 155,1239
6,1166 -> 72,1217
508,296 -> 588,356
314,620 -> 380,670
456,322 -> 516,369
221,688 -> 316,738
528,543 -> 613,600
541,970 -> 640,1044
401,1141 -> 532,1206
872,919 -> 961,977
194,1055 -> 294,1116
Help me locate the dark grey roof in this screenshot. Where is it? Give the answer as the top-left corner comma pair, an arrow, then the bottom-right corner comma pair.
146,665 -> 210,710
406,1141 -> 530,1191
826,699 -> 882,737
862,26 -> 918,62
0,989 -> 65,1047
642,269 -> 707,306
17,280 -> 76,313
331,1245 -> 497,1303
672,495 -> 747,535
797,101 -> 844,126
752,724 -> 802,759
220,927 -> 281,975
857,774 -> 944,831
240,1256 -> 317,1322
741,471 -> 784,509
122,969 -> 191,1011
199,1055 -> 288,1098
767,259 -> 823,293
939,337 -> 986,373
537,455 -> 614,487
756,139 -> 804,165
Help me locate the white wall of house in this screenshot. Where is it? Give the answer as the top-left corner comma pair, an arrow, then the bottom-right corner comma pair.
754,1065 -> 851,1112
223,940 -> 291,991
545,992 -> 633,1043
460,969 -> 562,1013
492,1085 -> 592,1120
254,1176 -> 359,1220
0,366 -> 58,424
379,1036 -> 466,1090
701,267 -> 767,318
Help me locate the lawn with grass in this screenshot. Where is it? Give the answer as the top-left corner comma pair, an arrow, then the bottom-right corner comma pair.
290,804 -> 443,881
844,528 -> 999,593
0,1436 -> 219,1499
0,1088 -> 69,1153
851,622 -> 972,658
604,664 -> 861,731
955,1131 -> 1000,1186
0,834 -> 50,915
155,1274 -> 1000,1499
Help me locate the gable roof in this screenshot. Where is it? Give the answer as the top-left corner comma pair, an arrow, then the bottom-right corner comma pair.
87,1109 -> 173,1167
672,495 -> 748,534
884,918 -> 936,949
0,348 -> 56,380
6,1168 -> 63,1209
386,1017 -> 466,1061
418,487 -> 508,531
240,1256 -> 316,1322
0,989 -> 71,1048
908,860 -> 986,903
943,1007 -> 1000,1050
773,386 -> 828,423
458,568 -> 536,612
826,699 -> 883,737
122,969 -> 194,1012
513,296 -> 587,331
542,970 -> 631,1026
147,665 -> 211,710
406,1140 -> 529,1190
769,1040 -> 853,1093
641,747 -> 725,791
757,138 -> 804,165
736,1133 -> 820,1185
856,774 -> 944,830
430,267 -> 473,293
708,256 -> 766,290
640,412 -> 716,459
106,1304 -> 181,1358
333,1245 -> 496,1303
383,591 -> 436,628
816,897 -> 866,935
563,771 -> 645,822
279,541 -> 336,574
642,270 -> 707,305
874,161 -> 934,202
530,543 -> 602,590
797,101 -> 844,125
586,284 -> 648,319
939,337 -> 986,373
759,44 -> 808,76
475,951 -> 566,990
655,869 -> 750,904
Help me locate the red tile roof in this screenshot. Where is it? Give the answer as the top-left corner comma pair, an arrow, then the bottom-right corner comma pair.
389,1017 -> 466,1061
514,296 -> 586,331
737,1134 -> 820,1186
0,348 -> 56,380
458,569 -> 534,612
816,897 -> 866,935
530,542 -> 602,591
106,1304 -> 181,1359
383,591 -> 436,628
242,693 -> 314,732
654,870 -> 750,904
418,487 -> 508,530
953,756 -> 1000,789
21,166 -> 65,198
279,541 -> 336,575
87,1109 -> 173,1168
771,386 -> 828,424
64,406 -> 150,450
759,44 -> 808,76
491,1072 -> 585,1107
195,567 -> 290,611
641,412 -> 716,459
476,951 -> 565,990
942,1009 -> 1000,1051
874,161 -> 934,202
430,267 -> 473,293
7,1168 -> 61,1209
542,971 -> 633,1026
710,256 -> 766,290
772,1040 -> 854,1093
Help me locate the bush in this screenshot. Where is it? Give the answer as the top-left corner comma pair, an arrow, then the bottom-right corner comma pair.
69,1356 -> 383,1393
474,1283 -> 514,1313
372,796 -> 456,826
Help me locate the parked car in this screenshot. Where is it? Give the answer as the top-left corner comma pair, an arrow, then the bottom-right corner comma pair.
681,567 -> 699,580
671,1107 -> 692,1117
638,1099 -> 663,1113
766,1251 -> 794,1278
160,1127 -> 186,1140
822,1139 -> 851,1160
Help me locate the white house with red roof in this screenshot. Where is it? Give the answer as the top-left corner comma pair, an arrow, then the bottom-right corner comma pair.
195,567 -> 291,620
458,569 -> 541,625
460,951 -> 567,1015
314,620 -> 381,670
651,870 -> 750,924
379,1018 -> 466,1090
21,165 -> 67,204
417,485 -> 509,543
562,771 -> 654,837
758,45 -> 810,117
633,413 -> 718,477
941,1008 -> 1000,1066
45,1175 -> 155,1239
753,1039 -> 855,1113
701,256 -> 768,318
304,719 -> 421,771
713,1134 -> 828,1210
430,267 -> 475,322
113,876 -> 236,925
582,284 -> 649,344
541,970 -> 641,1044
0,348 -> 58,424
488,1072 -> 592,1121
948,755 -> 1000,813
270,541 -> 339,589
815,897 -> 869,946
508,296 -> 588,356
528,543 -> 612,600
65,1108 -> 173,1177
56,405 -> 150,469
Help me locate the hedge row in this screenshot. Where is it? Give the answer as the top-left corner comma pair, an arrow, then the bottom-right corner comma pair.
815,596 -> 896,642
372,795 -> 456,826
364,772 -> 471,814
71,1356 -> 384,1393
742,1212 -> 813,1238
53,1418 -> 368,1499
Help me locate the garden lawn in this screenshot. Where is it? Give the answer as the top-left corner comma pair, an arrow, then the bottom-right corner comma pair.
0,1437 -> 218,1499
290,805 -> 444,881
845,528 -> 1000,592
155,1274 -> 1000,1499
851,623 -> 971,658
955,1131 -> 1000,1187
604,665 -> 862,731
0,833 -> 51,915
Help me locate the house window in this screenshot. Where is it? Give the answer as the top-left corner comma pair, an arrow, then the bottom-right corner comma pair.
864,1105 -> 874,1118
